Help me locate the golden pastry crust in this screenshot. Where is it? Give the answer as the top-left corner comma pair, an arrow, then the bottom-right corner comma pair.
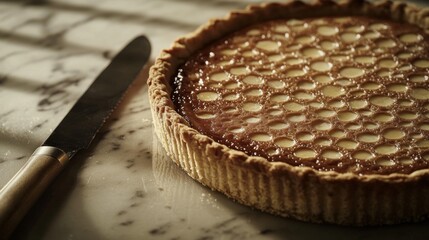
148,0 -> 429,225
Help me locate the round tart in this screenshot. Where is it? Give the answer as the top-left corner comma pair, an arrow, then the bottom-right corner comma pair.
148,0 -> 429,225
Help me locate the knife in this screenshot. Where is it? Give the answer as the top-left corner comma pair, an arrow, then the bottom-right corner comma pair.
0,35 -> 151,238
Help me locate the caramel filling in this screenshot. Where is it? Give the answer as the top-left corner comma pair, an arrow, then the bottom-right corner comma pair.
173,17 -> 429,175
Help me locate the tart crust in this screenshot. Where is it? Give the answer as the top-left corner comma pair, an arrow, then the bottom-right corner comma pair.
148,0 -> 429,225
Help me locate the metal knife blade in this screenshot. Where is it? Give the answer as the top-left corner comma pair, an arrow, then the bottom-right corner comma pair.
44,35 -> 151,159
0,35 -> 151,238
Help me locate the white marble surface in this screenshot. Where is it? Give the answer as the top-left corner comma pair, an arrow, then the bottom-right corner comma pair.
1,0 -> 429,239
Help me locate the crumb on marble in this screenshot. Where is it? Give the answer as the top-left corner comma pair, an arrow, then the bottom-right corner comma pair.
120,220 -> 134,226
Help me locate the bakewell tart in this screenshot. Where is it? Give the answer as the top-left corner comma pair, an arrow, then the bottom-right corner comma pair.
148,0 -> 429,225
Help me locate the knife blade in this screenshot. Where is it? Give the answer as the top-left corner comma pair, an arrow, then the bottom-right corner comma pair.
0,35 -> 151,237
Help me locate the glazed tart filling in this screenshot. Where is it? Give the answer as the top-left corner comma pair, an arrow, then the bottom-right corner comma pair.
173,16 -> 429,175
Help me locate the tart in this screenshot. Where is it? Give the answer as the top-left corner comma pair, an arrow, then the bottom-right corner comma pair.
148,0 -> 429,225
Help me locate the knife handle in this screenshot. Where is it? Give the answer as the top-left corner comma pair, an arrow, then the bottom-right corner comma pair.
0,146 -> 68,239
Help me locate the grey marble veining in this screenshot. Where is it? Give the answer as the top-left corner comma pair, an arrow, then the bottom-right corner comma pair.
1,0 -> 429,239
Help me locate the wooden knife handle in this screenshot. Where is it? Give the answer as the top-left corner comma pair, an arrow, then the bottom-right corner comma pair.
0,146 -> 68,239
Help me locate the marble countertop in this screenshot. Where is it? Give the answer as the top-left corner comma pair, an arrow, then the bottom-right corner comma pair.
1,0 -> 429,239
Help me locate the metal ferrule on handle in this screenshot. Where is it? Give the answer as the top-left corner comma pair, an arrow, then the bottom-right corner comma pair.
0,146 -> 69,239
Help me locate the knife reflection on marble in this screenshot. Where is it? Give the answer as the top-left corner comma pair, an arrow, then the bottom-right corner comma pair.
0,35 -> 151,238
